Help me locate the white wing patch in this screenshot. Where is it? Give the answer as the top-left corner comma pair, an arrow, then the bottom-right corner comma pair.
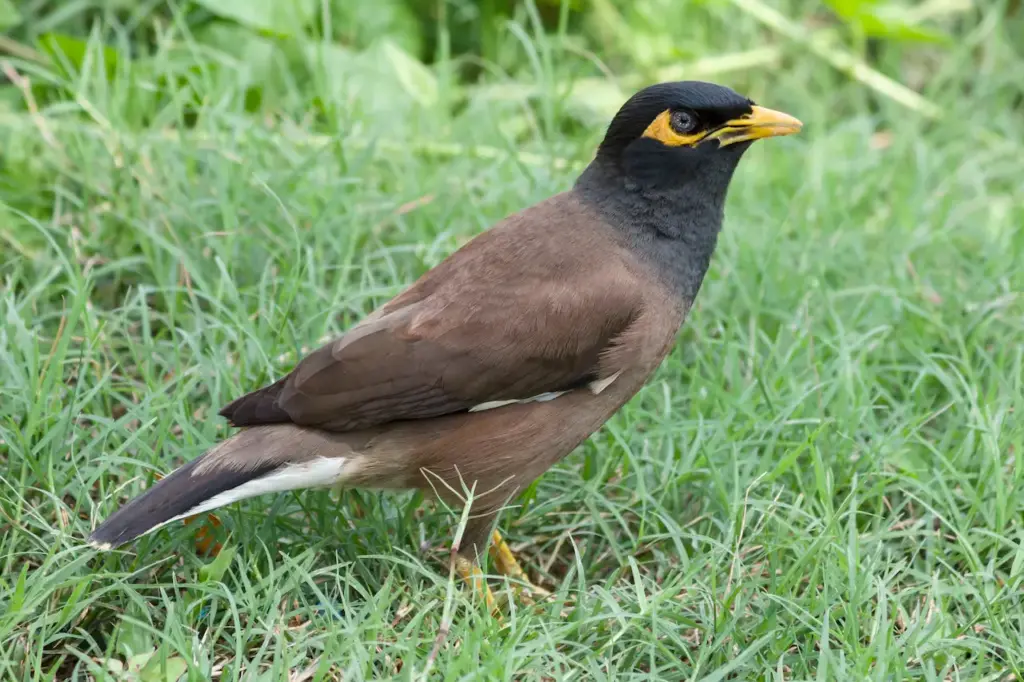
589,370 -> 623,395
469,391 -> 568,413
468,371 -> 623,413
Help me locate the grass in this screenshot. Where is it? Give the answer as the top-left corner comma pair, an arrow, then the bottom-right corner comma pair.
2,2 -> 1024,680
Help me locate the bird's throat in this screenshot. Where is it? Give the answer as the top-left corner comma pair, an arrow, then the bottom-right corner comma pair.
574,160 -> 728,303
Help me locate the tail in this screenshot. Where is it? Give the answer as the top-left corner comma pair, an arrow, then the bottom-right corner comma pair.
88,425 -> 354,549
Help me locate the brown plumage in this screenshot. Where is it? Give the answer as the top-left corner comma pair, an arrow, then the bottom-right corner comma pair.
220,197 -> 644,432
89,81 -> 801,600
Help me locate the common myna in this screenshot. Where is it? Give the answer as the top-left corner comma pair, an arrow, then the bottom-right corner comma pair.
90,81 -> 801,607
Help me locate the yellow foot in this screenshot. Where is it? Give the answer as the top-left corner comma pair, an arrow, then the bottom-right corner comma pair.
488,531 -> 551,601
453,553 -> 498,615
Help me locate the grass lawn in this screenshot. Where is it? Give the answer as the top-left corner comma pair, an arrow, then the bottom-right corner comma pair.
2,3 -> 1024,679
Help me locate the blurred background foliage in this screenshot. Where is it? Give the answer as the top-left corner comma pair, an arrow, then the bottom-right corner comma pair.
0,0 -> 1004,128
0,0 -> 1018,249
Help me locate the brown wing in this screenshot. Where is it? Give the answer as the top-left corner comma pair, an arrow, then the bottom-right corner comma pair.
220,193 -> 644,432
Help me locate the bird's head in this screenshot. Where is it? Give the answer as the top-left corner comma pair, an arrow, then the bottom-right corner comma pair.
576,81 -> 802,296
594,81 -> 802,189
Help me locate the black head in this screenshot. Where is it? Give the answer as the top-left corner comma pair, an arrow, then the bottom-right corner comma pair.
576,81 -> 801,300
593,81 -> 801,190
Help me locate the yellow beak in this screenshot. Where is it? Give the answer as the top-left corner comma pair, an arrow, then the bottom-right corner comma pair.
708,105 -> 803,147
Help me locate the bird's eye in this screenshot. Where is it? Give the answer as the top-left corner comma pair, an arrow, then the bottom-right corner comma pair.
669,110 -> 699,135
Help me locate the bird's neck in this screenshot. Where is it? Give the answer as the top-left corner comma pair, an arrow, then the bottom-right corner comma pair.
574,159 -> 729,302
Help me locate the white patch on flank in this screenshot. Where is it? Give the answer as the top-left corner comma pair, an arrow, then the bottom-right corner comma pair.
469,391 -> 569,413
166,457 -> 350,525
589,370 -> 623,395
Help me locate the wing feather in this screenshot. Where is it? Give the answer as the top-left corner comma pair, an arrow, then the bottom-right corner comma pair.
220,194 -> 644,432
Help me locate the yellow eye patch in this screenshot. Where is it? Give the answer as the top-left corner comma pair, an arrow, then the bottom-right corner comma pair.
642,106 -> 803,149
641,110 -> 705,147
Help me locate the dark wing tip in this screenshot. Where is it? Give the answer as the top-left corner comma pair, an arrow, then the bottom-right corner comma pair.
219,378 -> 291,427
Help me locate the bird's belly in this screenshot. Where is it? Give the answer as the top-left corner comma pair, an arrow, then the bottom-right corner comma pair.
342,372 -> 653,508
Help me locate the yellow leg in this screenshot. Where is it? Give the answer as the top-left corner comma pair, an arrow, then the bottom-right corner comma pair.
453,553 -> 498,614
488,531 -> 551,598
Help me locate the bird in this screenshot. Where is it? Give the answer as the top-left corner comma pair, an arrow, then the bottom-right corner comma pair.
89,80 -> 801,609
